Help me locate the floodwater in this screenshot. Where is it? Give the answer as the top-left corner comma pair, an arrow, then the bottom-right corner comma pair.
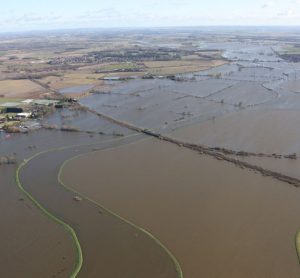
19,136 -> 179,278
282,79 -> 300,93
59,85 -> 94,95
0,127 -> 179,277
0,166 -> 75,278
42,109 -> 132,135
3,37 -> 300,277
62,138 -> 300,278
205,81 -> 278,106
80,78 -> 238,133
172,109 -> 300,154
236,156 -> 300,181
0,130 -> 110,277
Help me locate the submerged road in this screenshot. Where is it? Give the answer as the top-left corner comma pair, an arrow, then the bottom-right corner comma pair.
17,134 -> 182,278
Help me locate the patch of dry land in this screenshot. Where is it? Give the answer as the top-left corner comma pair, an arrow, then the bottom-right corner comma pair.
0,79 -> 46,98
62,138 -> 300,278
47,73 -> 99,90
144,59 -> 226,75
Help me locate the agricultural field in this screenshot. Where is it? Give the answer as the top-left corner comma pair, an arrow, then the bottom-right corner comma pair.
0,79 -> 46,98
144,59 -> 226,75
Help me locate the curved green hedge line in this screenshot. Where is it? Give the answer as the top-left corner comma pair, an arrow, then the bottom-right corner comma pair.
295,229 -> 300,263
16,155 -> 83,278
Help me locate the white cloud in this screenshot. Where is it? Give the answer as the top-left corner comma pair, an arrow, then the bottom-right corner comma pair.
262,1 -> 276,9
1,1 -> 300,32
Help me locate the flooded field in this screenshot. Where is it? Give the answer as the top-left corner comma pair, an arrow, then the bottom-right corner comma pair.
62,139 -> 300,278
59,85 -> 94,95
206,81 -> 278,106
172,109 -> 300,154
237,156 -> 300,181
19,136 -> 180,278
0,128 -> 182,277
281,80 -> 300,93
0,127 -> 157,276
0,166 -> 75,278
2,29 -> 300,277
80,78 -> 238,133
42,109 -> 132,135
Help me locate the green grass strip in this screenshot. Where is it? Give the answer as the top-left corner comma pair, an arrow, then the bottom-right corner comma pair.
58,143 -> 183,278
16,154 -> 83,278
295,229 -> 300,264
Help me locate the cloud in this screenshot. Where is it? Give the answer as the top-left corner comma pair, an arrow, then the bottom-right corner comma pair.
81,8 -> 120,18
1,1 -> 300,32
277,9 -> 299,18
261,1 -> 276,9
0,13 -> 62,25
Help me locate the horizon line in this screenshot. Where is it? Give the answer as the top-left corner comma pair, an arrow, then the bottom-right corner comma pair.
1,25 -> 300,35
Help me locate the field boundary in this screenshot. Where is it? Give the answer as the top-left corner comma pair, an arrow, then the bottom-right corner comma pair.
295,229 -> 300,264
16,154 -> 83,278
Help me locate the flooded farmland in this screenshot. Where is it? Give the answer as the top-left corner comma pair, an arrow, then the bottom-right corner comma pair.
0,129 -> 182,277
19,137 -> 179,278
172,109 -> 300,154
0,166 -> 75,278
62,139 -> 300,278
59,85 -> 94,95
2,28 -> 300,277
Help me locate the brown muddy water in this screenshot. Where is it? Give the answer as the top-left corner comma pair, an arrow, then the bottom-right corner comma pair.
1,45 -> 300,277
171,109 -> 300,154
62,138 -> 300,278
0,166 -> 74,278
281,80 -> 300,93
1,128 -> 179,277
18,135 -> 178,278
235,156 -> 300,181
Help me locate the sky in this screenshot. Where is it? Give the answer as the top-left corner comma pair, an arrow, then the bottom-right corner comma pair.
1,0 -> 300,32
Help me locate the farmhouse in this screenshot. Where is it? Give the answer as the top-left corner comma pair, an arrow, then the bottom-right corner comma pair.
16,112 -> 32,119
